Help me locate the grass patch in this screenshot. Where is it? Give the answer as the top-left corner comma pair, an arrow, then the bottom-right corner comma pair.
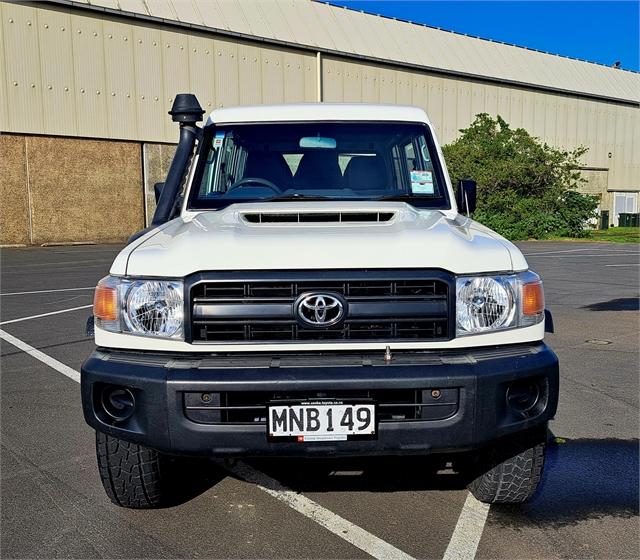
591,227 -> 640,243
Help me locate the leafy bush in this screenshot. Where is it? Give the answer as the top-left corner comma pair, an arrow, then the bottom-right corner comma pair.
442,114 -> 598,240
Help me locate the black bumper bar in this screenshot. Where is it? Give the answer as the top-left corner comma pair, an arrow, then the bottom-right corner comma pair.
81,343 -> 559,457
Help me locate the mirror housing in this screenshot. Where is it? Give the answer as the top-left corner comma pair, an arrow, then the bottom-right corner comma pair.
154,182 -> 165,204
456,179 -> 477,215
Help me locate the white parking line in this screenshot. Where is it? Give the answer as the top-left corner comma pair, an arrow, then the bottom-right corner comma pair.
0,305 -> 93,326
605,264 -> 640,267
0,287 -> 94,297
442,493 -> 490,560
523,248 -> 638,256
0,329 -> 80,383
223,460 -> 416,560
1,327 -> 488,560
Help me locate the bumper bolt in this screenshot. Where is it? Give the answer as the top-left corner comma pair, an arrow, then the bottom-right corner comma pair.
431,389 -> 441,399
201,393 -> 212,403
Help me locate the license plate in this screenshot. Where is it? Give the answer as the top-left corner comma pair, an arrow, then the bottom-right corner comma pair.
268,402 -> 376,442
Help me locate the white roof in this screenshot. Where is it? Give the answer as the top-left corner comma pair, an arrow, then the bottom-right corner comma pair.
209,103 -> 430,124
58,0 -> 638,103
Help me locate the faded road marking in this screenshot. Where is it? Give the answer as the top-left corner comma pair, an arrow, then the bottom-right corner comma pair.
0,304 -> 92,325
442,493 -> 490,560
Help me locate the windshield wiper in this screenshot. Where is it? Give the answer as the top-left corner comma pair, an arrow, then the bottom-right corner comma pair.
375,193 -> 418,201
266,193 -> 333,202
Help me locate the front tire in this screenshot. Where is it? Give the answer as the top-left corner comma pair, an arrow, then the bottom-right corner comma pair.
468,438 -> 546,504
96,431 -> 167,508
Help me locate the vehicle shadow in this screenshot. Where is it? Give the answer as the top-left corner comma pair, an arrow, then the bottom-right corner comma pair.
582,297 -> 640,311
243,437 -> 639,527
489,437 -> 639,528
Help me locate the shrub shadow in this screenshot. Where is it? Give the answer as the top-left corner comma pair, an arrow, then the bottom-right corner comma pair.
583,298 -> 640,311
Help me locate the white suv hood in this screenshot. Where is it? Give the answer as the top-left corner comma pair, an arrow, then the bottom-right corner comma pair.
113,202 -> 527,277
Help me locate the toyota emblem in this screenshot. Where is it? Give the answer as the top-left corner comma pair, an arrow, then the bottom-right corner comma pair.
294,292 -> 346,327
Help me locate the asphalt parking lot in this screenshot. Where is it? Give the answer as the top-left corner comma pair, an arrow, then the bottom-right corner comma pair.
1,241 -> 638,559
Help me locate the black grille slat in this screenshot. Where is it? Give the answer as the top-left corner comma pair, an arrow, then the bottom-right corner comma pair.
190,275 -> 450,343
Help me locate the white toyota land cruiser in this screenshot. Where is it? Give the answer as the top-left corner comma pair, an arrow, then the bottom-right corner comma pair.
82,94 -> 558,509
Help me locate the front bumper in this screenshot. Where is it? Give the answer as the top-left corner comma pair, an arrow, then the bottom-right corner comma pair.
81,343 -> 559,457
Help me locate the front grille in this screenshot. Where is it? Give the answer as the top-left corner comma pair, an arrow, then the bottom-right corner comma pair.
183,388 -> 459,424
189,274 -> 451,343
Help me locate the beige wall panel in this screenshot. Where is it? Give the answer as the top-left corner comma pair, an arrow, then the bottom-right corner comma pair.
484,85 -> 499,118
411,74 -> 428,111
521,92 -> 535,133
322,58 -> 343,103
455,81 -> 473,133
441,80 -> 458,144
361,65 -> 379,104
509,90 -> 523,128
1,3 -> 44,133
470,84 -> 486,121
395,71 -> 412,106
378,68 -> 396,104
213,38 -> 239,107
303,52 -> 316,102
543,97 -> 557,147
289,0 -> 334,49
0,4 -> 8,130
188,35 -> 216,113
555,99 -> 568,149
71,13 -> 109,138
283,51 -> 306,103
425,75 -> 444,139
237,42 -> 262,106
0,135 -> 30,245
259,46 -> 284,104
37,8 -> 77,136
162,29 -> 191,138
532,94 -> 547,139
26,136 -> 143,244
323,5 -> 358,54
103,20 -> 138,139
565,97 -> 578,149
496,87 -> 511,123
132,26 -> 165,141
343,61 -> 362,103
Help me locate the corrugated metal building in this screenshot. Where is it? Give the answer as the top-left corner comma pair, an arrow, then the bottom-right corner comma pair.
1,0 -> 638,245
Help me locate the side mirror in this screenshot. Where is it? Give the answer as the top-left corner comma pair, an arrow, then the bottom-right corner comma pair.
456,179 -> 477,216
154,182 -> 165,204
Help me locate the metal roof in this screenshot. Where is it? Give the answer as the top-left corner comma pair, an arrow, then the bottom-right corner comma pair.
44,0 -> 640,104
209,103 -> 431,124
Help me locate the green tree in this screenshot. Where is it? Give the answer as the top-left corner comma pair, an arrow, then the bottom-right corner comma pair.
442,114 -> 598,239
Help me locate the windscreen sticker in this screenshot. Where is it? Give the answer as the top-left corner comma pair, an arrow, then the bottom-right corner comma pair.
410,170 -> 434,194
213,131 -> 225,148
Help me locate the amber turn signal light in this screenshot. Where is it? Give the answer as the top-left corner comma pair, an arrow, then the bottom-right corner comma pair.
522,281 -> 544,316
94,285 -> 118,321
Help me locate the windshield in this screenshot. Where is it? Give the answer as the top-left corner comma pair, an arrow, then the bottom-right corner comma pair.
188,122 -> 450,210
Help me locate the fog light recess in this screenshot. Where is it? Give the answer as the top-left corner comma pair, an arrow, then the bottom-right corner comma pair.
506,378 -> 545,419
101,386 -> 136,422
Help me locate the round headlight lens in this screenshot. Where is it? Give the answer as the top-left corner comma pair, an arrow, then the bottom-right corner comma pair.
456,276 -> 515,334
124,280 -> 183,337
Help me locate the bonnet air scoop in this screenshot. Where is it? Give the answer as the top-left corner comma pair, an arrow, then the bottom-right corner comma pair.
241,211 -> 396,224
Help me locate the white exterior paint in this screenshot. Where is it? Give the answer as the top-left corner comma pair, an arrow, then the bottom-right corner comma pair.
208,103 -> 433,125
101,103 -> 541,352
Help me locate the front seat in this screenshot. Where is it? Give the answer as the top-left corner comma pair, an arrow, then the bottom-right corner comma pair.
294,151 -> 343,190
343,155 -> 388,191
243,152 -> 293,190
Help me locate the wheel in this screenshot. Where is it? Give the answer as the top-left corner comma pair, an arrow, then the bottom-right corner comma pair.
467,437 -> 546,504
95,431 -> 167,508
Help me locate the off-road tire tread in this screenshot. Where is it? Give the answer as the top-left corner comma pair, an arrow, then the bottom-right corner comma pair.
96,431 -> 165,508
468,441 -> 545,504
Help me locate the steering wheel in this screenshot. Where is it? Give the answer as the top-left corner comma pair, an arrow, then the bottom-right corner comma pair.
226,177 -> 282,194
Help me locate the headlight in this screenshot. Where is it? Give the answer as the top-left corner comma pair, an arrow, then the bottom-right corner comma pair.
94,276 -> 184,339
456,271 -> 544,336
